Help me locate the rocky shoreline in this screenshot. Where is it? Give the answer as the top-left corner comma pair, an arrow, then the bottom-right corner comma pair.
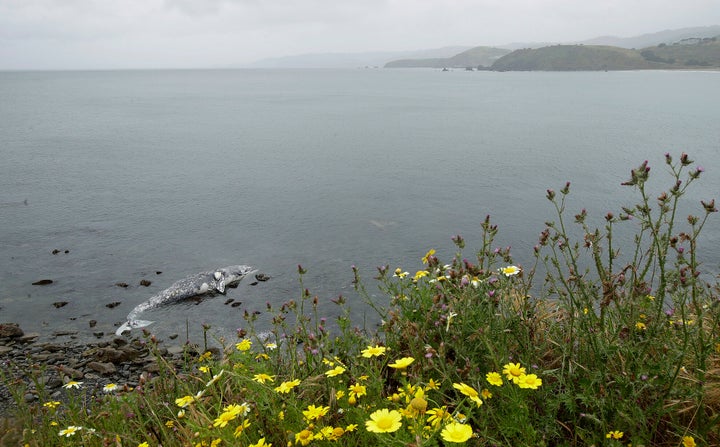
0,322 -> 198,418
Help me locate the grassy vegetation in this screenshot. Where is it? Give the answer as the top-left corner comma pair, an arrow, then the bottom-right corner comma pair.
490,40 -> 720,71
644,39 -> 720,67
490,45 -> 659,71
3,153 -> 719,446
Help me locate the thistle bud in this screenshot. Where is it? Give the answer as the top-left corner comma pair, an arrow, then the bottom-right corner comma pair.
561,182 -> 571,195
680,152 -> 692,166
689,167 -> 703,179
701,199 -> 718,213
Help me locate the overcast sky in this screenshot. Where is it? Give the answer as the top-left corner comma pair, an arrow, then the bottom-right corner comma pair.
1,0 -> 719,70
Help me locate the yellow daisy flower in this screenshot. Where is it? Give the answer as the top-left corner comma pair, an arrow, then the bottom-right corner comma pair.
253,373 -> 275,384
452,383 -> 483,407
325,365 -> 346,377
295,429 -> 314,446
388,357 -> 415,369
361,344 -> 387,358
175,395 -> 195,408
486,371 -> 503,386
422,249 -> 436,264
249,437 -> 271,447
365,409 -> 402,433
302,404 -> 330,421
349,382 -> 367,399
235,339 -> 252,351
427,406 -> 452,428
502,362 -> 526,383
233,419 -> 251,438
274,379 -> 301,393
516,373 -> 542,390
441,421 -> 473,443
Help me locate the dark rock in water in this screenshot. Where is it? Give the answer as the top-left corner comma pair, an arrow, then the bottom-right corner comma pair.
224,298 -> 235,305
51,249 -> 60,255
115,282 -> 129,288
32,279 -> 53,286
64,250 -> 69,254
0,323 -> 23,338
52,301 -> 68,309
255,273 -> 270,282
139,279 -> 152,287
156,271 -> 162,275
250,282 -> 258,286
169,333 -> 178,340
52,330 -> 77,337
231,302 -> 242,308
105,302 -> 121,309
89,320 -> 97,328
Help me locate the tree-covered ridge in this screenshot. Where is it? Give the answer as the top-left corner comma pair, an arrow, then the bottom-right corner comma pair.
492,38 -> 720,71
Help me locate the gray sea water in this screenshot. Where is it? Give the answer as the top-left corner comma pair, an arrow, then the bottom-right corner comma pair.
1,68 -> 719,343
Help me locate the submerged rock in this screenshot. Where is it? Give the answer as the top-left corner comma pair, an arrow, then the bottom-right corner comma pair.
32,279 -> 53,286
0,323 -> 23,339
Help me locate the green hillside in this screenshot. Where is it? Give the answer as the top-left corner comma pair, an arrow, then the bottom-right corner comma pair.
640,37 -> 720,67
490,45 -> 658,71
384,46 -> 510,68
490,38 -> 720,71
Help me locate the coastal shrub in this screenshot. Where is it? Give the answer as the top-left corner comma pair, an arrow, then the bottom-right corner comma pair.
2,153 -> 717,447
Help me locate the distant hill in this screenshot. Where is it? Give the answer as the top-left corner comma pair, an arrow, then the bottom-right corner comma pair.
490,45 -> 657,71
385,46 -> 510,68
248,46 -> 472,68
639,37 -> 720,67
490,37 -> 720,71
577,25 -> 720,49
245,26 -> 720,69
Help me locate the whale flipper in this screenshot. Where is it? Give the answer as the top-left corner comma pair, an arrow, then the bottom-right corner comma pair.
116,319 -> 155,336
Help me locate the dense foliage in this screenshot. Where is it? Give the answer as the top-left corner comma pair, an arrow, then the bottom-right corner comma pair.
3,153 -> 718,446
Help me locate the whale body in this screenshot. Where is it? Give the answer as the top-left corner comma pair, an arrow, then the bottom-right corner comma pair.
116,265 -> 255,335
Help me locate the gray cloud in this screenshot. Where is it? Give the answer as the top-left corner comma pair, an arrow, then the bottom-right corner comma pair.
0,0 -> 718,69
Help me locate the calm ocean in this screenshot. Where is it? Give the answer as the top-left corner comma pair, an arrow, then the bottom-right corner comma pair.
1,68 -> 718,342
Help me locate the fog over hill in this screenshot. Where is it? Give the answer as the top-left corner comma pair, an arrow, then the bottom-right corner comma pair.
576,25 -> 720,49
248,46 -> 472,68
248,26 -> 720,69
